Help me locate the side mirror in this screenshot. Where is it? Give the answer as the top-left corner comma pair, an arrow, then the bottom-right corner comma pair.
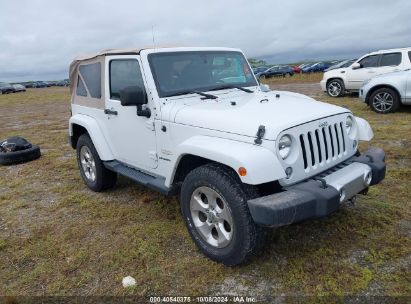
352,62 -> 361,70
260,84 -> 270,92
119,86 -> 151,118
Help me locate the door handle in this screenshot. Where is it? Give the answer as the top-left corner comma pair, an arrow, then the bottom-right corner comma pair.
368,70 -> 375,73
104,109 -> 118,115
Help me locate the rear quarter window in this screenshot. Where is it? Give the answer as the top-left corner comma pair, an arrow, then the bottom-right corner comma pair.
78,63 -> 102,98
408,51 -> 411,63
379,52 -> 401,67
76,76 -> 87,97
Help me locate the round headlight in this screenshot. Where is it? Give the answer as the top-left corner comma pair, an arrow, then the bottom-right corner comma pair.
345,116 -> 353,134
278,135 -> 292,159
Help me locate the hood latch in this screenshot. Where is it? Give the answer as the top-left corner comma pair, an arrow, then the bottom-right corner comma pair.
254,125 -> 266,145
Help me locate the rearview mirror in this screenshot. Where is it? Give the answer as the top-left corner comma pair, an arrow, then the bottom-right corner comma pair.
119,86 -> 151,118
351,62 -> 361,70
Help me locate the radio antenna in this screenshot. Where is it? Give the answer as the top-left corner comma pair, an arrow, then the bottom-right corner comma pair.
151,25 -> 156,49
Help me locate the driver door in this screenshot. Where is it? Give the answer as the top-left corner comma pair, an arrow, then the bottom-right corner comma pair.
103,55 -> 157,170
345,54 -> 380,90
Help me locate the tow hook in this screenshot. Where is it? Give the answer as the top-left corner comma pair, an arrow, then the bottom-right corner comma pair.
359,187 -> 369,195
348,195 -> 357,206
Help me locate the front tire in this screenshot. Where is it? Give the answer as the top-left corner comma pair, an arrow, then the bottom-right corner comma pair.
180,164 -> 265,266
369,88 -> 400,114
326,79 -> 345,97
76,134 -> 117,192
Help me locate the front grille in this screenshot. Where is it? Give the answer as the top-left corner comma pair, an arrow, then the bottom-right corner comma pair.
299,122 -> 347,171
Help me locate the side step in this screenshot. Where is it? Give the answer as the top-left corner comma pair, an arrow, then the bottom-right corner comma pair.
104,160 -> 171,195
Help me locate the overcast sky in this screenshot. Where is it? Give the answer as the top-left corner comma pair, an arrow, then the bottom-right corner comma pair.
1,0 -> 410,82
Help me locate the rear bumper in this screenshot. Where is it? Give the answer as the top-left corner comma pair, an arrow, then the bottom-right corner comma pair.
248,147 -> 386,227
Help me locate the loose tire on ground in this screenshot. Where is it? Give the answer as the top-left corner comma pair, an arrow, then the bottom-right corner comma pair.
369,87 -> 400,114
0,145 -> 41,165
180,163 -> 266,266
326,79 -> 345,97
76,134 -> 117,192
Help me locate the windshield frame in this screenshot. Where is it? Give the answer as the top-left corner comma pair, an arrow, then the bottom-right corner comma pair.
148,50 -> 258,98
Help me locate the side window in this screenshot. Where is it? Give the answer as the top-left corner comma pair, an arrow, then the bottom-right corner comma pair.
76,76 -> 87,97
78,63 -> 101,98
379,52 -> 401,67
110,59 -> 145,100
359,55 -> 379,68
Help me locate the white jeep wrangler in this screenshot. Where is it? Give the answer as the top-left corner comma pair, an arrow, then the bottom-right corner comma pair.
69,47 -> 386,266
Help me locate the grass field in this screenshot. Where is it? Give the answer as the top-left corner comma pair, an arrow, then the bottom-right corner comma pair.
0,77 -> 410,299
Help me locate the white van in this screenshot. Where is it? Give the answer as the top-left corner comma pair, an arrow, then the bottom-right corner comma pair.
321,47 -> 411,97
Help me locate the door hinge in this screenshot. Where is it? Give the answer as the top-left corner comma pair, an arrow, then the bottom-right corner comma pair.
146,120 -> 155,131
149,151 -> 158,163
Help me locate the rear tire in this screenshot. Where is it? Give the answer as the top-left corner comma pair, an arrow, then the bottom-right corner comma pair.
326,79 -> 345,97
369,87 -> 400,114
180,164 -> 265,266
76,134 -> 117,192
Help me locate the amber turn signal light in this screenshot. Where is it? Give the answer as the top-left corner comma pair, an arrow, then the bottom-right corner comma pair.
238,167 -> 247,176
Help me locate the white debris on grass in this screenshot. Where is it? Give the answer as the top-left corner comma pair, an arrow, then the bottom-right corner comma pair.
122,276 -> 136,288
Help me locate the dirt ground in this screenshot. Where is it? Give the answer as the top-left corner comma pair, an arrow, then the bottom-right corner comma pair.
0,81 -> 410,300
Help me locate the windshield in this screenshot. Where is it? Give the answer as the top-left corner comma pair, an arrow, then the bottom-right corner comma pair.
148,51 -> 258,98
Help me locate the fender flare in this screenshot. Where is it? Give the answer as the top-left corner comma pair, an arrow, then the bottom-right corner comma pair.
355,116 -> 374,141
69,114 -> 114,160
169,136 -> 286,186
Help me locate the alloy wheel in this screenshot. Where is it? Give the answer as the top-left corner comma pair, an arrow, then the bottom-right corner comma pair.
372,92 -> 394,112
190,186 -> 234,248
80,146 -> 96,182
327,81 -> 342,97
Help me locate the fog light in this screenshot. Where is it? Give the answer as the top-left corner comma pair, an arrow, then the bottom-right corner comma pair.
364,171 -> 372,186
285,167 -> 293,179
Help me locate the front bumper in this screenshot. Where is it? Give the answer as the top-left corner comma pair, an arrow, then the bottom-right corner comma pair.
320,80 -> 327,92
359,88 -> 367,102
248,147 -> 386,227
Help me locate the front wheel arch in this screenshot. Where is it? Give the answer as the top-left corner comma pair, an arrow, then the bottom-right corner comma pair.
366,85 -> 401,105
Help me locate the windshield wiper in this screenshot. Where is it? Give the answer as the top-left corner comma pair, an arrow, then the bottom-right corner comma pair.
209,85 -> 254,93
165,90 -> 217,99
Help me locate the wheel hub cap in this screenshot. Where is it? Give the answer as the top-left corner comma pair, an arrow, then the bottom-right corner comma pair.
373,92 -> 393,112
328,82 -> 341,96
80,146 -> 96,182
190,186 -> 234,248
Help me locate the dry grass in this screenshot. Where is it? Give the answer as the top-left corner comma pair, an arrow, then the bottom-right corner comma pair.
262,72 -> 324,85
0,83 -> 410,298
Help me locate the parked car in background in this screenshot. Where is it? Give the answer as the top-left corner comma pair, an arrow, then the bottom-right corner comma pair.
34,81 -> 48,88
24,82 -> 35,88
321,47 -> 411,97
292,66 -> 302,73
257,66 -> 294,79
303,62 -> 333,73
12,84 -> 26,92
0,82 -> 15,94
301,63 -> 317,73
325,59 -> 356,72
359,69 -> 411,114
252,67 -> 269,75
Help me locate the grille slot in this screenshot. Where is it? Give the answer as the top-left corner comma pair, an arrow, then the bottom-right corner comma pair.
300,122 -> 347,170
